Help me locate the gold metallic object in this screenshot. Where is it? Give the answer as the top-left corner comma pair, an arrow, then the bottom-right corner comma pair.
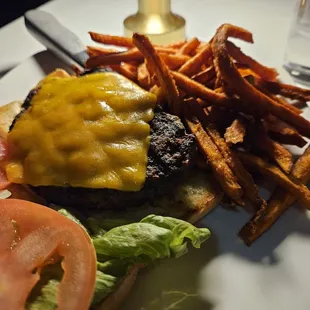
123,0 -> 186,45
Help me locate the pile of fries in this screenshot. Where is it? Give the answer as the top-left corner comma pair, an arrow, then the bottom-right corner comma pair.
85,24 -> 310,246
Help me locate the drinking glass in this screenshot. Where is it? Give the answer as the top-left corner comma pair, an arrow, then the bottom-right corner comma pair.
284,0 -> 310,86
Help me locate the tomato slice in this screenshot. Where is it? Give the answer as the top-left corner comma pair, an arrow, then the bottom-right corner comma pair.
0,199 -> 97,310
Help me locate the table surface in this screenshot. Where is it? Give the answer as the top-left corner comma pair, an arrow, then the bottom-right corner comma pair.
0,0 -> 297,76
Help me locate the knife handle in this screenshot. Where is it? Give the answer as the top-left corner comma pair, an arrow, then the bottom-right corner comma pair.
24,10 -> 87,69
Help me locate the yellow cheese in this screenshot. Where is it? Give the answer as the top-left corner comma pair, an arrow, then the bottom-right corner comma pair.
6,72 -> 157,191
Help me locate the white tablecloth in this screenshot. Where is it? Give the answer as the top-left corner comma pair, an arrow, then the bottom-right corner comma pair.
0,0 -> 297,76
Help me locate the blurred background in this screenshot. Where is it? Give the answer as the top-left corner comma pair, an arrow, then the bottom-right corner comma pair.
0,0 -> 50,27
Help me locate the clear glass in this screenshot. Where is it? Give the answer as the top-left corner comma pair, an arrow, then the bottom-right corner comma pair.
284,0 -> 310,86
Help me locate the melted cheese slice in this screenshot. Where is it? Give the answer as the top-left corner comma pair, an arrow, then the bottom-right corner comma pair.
6,72 -> 156,191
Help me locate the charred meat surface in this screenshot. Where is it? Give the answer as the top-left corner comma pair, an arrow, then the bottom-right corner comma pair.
26,110 -> 196,210
9,88 -> 39,131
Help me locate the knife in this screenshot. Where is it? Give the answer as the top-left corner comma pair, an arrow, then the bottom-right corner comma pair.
24,10 -> 88,70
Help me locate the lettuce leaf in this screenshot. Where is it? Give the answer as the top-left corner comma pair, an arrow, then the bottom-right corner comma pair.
27,271 -> 119,309
57,208 -> 86,230
27,280 -> 58,310
142,215 -> 210,257
27,212 -> 211,309
93,215 -> 210,260
97,259 -> 131,277
92,271 -> 118,305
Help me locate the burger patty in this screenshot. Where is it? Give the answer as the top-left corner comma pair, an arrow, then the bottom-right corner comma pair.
30,110 -> 196,210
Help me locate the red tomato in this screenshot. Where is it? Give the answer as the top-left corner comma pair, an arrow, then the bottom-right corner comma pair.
0,199 -> 97,310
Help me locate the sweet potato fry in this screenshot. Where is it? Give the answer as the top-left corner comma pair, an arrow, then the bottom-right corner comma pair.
237,66 -> 259,79
86,49 -> 144,67
258,80 -> 310,102
87,46 -> 119,57
149,84 -> 159,94
290,147 -> 310,182
237,151 -> 310,209
291,100 -> 307,110
164,40 -> 187,48
118,63 -> 137,81
186,118 -> 244,205
177,37 -> 200,55
212,24 -> 310,138
137,63 -> 151,89
226,41 -> 278,81
159,53 -> 191,70
133,33 -> 180,115
86,46 -> 178,68
172,71 -> 231,105
224,118 -> 246,145
149,85 -> 165,105
255,82 -> 302,115
196,42 -> 209,52
263,114 -> 307,148
178,43 -> 212,76
154,47 -> 178,54
172,71 -> 263,114
205,123 -> 265,209
107,64 -> 135,80
268,129 -> 307,148
271,94 -> 302,115
192,66 -> 216,85
239,147 -> 310,246
249,125 -> 294,174
204,106 -> 238,128
212,23 -> 254,86
245,73 -> 302,115
89,32 -> 134,48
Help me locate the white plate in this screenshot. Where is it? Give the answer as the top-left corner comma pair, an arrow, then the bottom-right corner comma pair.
1,53 -> 310,310
0,50 -> 71,107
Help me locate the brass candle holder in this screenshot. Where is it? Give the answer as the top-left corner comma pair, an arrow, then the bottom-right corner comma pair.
123,0 -> 186,45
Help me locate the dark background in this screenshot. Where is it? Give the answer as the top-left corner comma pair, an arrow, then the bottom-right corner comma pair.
0,0 -> 50,27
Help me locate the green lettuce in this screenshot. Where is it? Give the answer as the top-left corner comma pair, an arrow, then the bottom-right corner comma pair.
27,212 -> 211,308
97,259 -> 131,277
92,271 -> 118,305
27,280 -> 58,310
93,215 -> 210,260
27,271 -> 119,310
57,208 -> 86,230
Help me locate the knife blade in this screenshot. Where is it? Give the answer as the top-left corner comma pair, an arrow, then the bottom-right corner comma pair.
24,10 -> 88,69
